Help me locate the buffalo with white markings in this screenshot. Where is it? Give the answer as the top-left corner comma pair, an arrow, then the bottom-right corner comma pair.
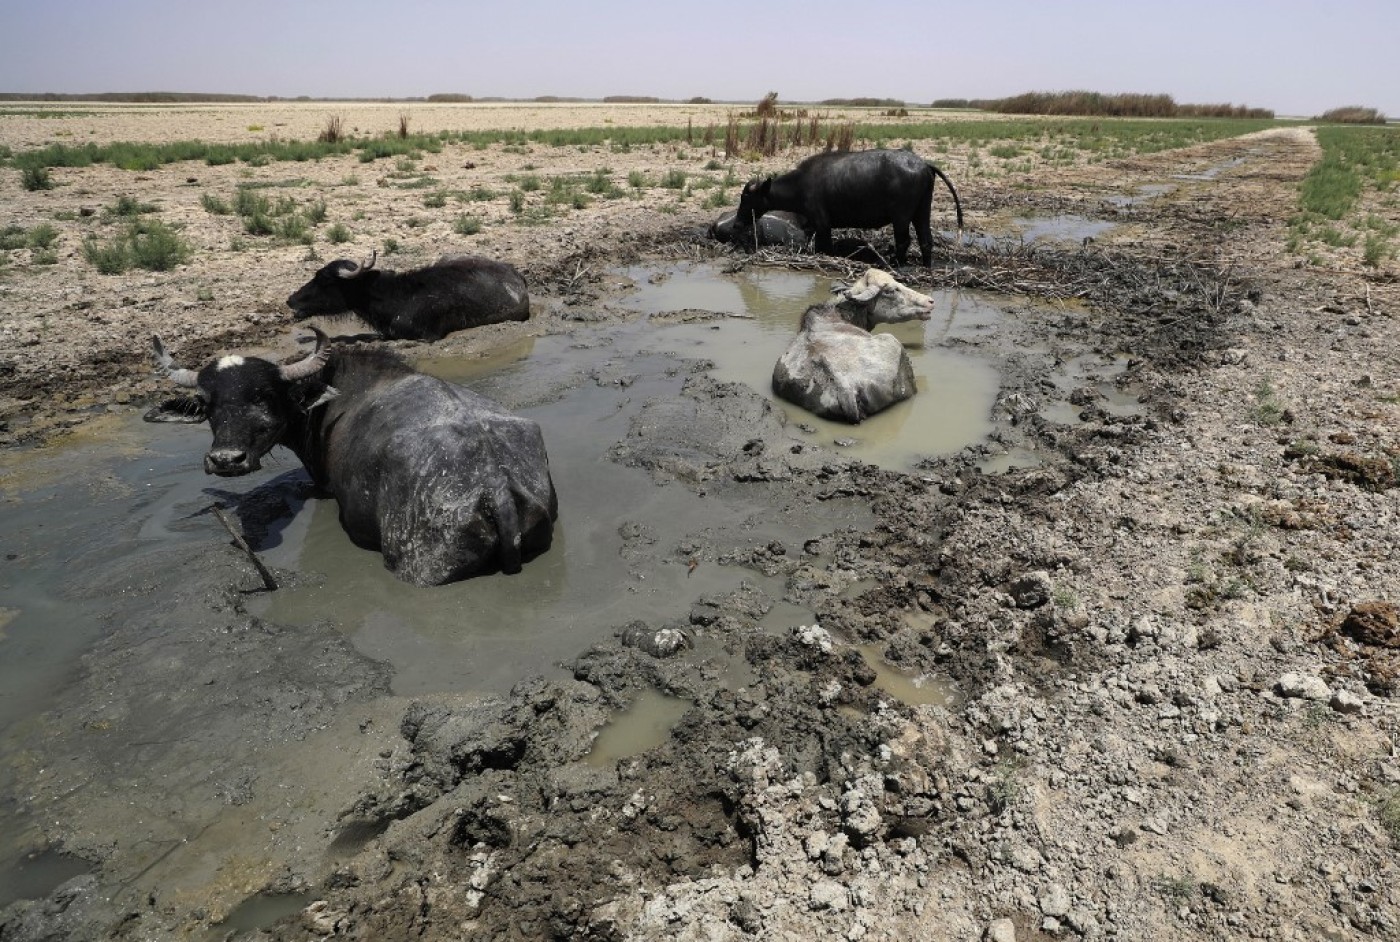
772,271 -> 936,423
145,330 -> 557,585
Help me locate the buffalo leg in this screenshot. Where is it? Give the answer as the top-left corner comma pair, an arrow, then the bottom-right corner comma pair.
892,222 -> 912,268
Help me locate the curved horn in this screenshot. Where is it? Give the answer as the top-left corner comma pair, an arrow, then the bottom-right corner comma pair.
151,335 -> 199,388
279,326 -> 331,381
335,249 -> 378,280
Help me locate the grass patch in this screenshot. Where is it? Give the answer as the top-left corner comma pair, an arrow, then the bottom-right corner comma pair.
19,162 -> 53,191
326,222 -> 351,243
1253,378 -> 1288,427
129,219 -> 192,270
106,194 -> 158,217
1377,788 -> 1400,842
1291,125 -> 1400,264
200,192 -> 232,215
0,225 -> 28,251
453,215 -> 483,236
82,220 -> 190,272
27,223 -> 59,250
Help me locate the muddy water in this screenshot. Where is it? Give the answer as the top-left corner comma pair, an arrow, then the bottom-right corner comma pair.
1011,215 -> 1117,245
620,264 -> 1002,468
253,332 -> 871,698
585,688 -> 692,767
0,262 -> 1013,924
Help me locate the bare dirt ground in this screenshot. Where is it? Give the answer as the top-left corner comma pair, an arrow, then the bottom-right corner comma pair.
2,105 -> 1399,942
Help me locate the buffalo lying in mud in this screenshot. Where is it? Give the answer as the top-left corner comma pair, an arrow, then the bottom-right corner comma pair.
286,252 -> 530,342
735,149 -> 964,267
772,270 -> 935,423
145,330 -> 558,585
709,209 -> 808,248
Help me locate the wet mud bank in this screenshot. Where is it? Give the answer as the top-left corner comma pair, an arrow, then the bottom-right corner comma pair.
4,128 -> 1400,941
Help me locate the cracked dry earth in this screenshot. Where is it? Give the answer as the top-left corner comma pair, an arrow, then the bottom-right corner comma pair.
2,117 -> 1399,942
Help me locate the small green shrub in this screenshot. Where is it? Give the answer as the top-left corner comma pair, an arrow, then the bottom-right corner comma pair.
423,191 -> 448,208
453,215 -> 483,236
20,163 -> 53,191
382,236 -> 400,255
1364,232 -> 1394,267
326,222 -> 351,243
82,233 -> 133,273
200,193 -> 232,215
129,220 -> 191,270
509,191 -> 525,213
303,199 -> 328,224
107,194 -> 157,217
274,215 -> 309,242
1378,788 -> 1400,841
0,225 -> 27,251
627,170 -> 646,189
243,211 -> 274,236
661,169 -> 688,189
235,187 -> 270,217
31,248 -> 59,266
27,223 -> 59,250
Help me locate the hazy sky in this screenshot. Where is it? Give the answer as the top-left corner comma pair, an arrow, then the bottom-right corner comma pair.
1,0 -> 1396,117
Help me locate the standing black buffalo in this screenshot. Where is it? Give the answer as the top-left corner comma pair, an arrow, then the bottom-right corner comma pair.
145,330 -> 557,585
287,251 -> 530,342
734,149 -> 964,267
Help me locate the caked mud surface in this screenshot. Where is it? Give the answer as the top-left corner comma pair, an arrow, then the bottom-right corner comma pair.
3,120 -> 1400,941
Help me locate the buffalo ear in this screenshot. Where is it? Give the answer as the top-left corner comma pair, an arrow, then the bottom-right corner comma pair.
143,395 -> 208,424
842,279 -> 881,303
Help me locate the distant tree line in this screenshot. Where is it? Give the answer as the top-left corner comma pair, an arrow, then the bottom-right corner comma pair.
819,97 -> 906,108
0,91 -> 264,102
1317,106 -> 1388,124
970,91 -> 1273,119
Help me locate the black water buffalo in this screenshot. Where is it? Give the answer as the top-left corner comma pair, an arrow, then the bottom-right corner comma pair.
287,252 -> 530,342
735,149 -> 964,267
709,209 -> 808,248
145,330 -> 557,585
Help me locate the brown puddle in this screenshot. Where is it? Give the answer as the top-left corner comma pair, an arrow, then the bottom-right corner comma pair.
585,688 -> 691,767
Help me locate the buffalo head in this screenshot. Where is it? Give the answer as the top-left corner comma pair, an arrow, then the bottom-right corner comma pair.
286,251 -> 378,319
832,269 -> 935,327
732,178 -> 775,236
145,330 -> 336,476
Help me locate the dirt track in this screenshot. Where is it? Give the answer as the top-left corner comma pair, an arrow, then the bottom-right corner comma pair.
2,109 -> 1400,941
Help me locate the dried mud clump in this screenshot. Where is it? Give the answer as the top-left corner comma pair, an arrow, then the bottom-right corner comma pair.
1322,601 -> 1400,696
1284,445 -> 1400,492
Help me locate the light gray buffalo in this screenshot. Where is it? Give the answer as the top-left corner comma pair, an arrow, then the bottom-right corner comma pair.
144,330 -> 557,585
772,270 -> 936,423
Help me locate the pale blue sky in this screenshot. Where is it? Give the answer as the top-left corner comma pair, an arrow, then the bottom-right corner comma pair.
1,0 -> 1395,117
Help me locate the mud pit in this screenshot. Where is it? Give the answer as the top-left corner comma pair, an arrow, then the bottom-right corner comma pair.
3,119 -> 1400,941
